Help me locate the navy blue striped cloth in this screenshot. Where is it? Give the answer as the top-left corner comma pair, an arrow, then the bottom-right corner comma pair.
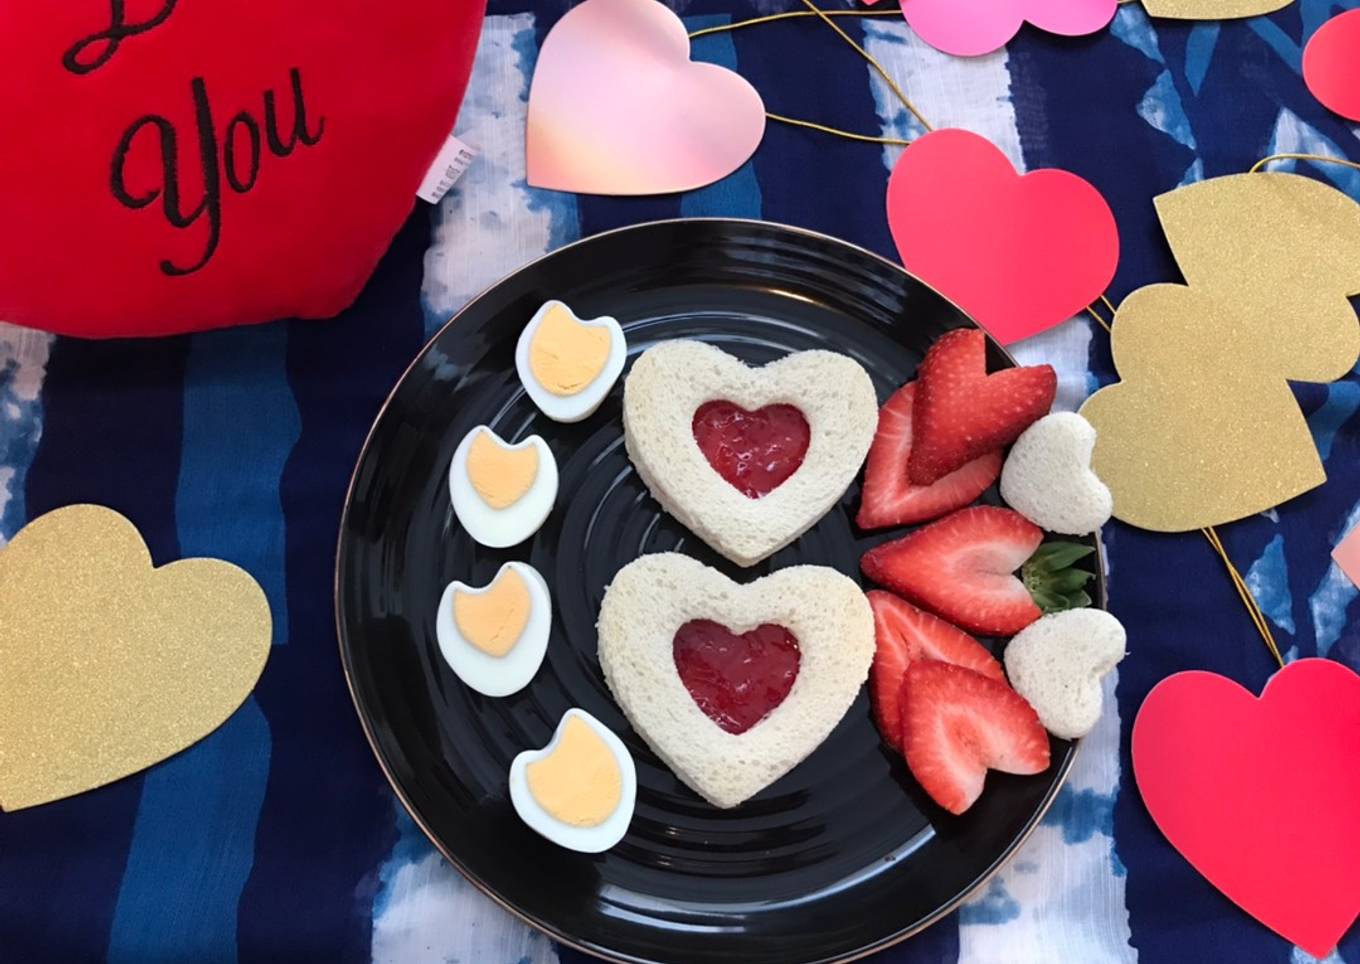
2,1 -> 1358,961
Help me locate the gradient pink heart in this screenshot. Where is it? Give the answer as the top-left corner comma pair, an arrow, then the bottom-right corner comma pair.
897,0 -> 1116,57
1133,659 -> 1360,958
526,0 -> 766,195
1304,10 -> 1360,121
886,129 -> 1119,345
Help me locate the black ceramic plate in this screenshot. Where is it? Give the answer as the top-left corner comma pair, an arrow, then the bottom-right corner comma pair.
337,219 -> 1096,964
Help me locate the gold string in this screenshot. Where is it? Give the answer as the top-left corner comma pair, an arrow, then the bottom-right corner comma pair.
688,11 -> 914,148
795,0 -> 936,132
687,8 -> 900,41
1249,152 -> 1360,175
767,113 -> 912,147
1202,526 -> 1285,668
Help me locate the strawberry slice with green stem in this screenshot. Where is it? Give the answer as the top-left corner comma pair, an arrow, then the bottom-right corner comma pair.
899,660 -> 1051,815
856,382 -> 1002,530
860,506 -> 1096,636
867,591 -> 1003,750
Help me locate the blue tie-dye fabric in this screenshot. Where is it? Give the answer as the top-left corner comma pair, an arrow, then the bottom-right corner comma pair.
2,2 -> 1359,961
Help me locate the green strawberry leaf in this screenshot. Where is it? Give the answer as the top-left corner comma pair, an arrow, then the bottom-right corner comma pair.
1026,541 -> 1096,572
1022,541 -> 1097,614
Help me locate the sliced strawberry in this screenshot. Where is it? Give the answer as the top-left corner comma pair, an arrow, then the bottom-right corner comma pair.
867,591 -> 1004,750
861,506 -> 1044,635
899,661 -> 1051,815
856,383 -> 1003,530
909,329 -> 1056,485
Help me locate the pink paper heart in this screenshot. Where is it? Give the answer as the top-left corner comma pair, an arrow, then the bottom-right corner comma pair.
901,0 -> 1117,57
886,129 -> 1119,345
1304,10 -> 1360,122
1133,659 -> 1360,958
526,0 -> 766,195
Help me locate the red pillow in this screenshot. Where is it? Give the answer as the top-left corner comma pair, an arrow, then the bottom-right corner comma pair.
0,2 -> 486,338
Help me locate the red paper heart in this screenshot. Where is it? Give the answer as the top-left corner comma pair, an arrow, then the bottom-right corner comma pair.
673,619 -> 801,735
0,2 -> 484,337
1304,10 -> 1360,122
886,128 -> 1119,345
1132,659 -> 1360,957
692,401 -> 811,499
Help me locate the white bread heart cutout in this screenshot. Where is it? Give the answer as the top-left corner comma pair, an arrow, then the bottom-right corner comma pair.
1004,608 -> 1126,739
1000,412 -> 1113,536
597,553 -> 874,809
623,341 -> 878,567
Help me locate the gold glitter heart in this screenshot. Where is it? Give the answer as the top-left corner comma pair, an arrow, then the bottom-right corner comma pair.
1081,172 -> 1360,532
1141,0 -> 1291,21
0,505 -> 270,810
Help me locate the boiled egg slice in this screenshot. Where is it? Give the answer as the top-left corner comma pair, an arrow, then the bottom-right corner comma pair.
436,562 -> 551,697
515,300 -> 626,423
449,426 -> 557,548
509,708 -> 637,853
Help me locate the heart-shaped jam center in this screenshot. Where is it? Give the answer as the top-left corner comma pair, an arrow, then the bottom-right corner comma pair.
673,619 -> 800,734
692,401 -> 811,498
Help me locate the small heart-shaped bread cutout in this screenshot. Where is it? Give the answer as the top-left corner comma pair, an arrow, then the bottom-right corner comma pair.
1000,412 -> 1113,536
598,553 -> 873,808
1004,608 -> 1126,739
624,341 -> 877,567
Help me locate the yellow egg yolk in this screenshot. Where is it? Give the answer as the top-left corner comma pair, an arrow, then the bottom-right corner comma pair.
529,305 -> 611,396
526,716 -> 623,827
452,568 -> 532,657
466,430 -> 538,509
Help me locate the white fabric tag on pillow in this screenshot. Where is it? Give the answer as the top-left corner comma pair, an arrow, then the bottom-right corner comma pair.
417,132 -> 477,203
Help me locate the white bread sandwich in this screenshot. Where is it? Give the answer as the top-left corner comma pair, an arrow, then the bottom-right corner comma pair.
1004,608 -> 1126,739
623,341 -> 877,567
597,552 -> 874,809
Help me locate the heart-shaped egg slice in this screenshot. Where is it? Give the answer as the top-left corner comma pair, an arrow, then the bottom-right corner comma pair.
449,427 -> 558,547
437,562 -> 552,697
516,300 -> 627,423
509,708 -> 637,852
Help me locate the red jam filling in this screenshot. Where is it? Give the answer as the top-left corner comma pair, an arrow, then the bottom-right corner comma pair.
692,401 -> 811,499
673,619 -> 801,734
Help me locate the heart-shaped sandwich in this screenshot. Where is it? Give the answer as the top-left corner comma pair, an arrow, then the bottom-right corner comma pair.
597,553 -> 874,808
623,341 -> 878,566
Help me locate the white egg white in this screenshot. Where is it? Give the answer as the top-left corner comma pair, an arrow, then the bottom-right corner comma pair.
509,708 -> 637,853
515,300 -> 627,423
435,562 -> 552,698
448,427 -> 558,548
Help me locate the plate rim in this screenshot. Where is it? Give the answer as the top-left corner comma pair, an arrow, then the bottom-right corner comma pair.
334,216 -> 1098,964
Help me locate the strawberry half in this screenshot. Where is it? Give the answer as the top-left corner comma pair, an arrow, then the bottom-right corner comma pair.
860,506 -> 1044,635
909,329 -> 1056,485
899,660 -> 1051,815
867,591 -> 1004,750
856,383 -> 1003,530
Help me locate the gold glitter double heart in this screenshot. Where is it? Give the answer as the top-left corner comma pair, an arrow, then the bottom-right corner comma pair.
1081,172 -> 1360,532
0,505 -> 270,811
